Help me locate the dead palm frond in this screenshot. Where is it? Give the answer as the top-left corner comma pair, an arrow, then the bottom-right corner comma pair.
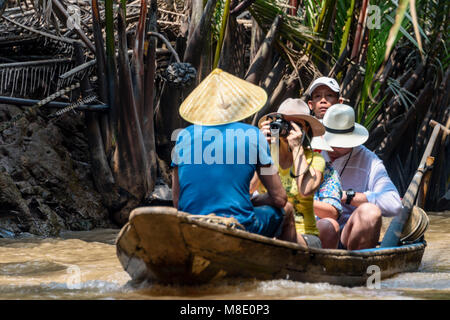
0,58 -> 76,97
249,0 -> 328,63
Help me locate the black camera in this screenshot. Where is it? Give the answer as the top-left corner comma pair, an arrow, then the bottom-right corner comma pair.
269,115 -> 292,137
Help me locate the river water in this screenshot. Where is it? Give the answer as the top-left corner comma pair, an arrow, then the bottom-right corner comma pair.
0,213 -> 448,300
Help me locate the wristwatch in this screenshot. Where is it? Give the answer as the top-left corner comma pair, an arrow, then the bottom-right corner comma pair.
345,189 -> 355,205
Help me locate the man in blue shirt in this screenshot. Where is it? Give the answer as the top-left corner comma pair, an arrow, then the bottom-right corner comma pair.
171,68 -> 289,238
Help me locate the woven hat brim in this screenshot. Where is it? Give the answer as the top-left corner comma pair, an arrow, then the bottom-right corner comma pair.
258,113 -> 325,137
323,123 -> 369,148
400,206 -> 422,239
401,206 -> 429,242
179,68 -> 268,126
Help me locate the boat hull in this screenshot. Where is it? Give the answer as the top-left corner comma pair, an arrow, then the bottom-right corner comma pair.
116,206 -> 426,287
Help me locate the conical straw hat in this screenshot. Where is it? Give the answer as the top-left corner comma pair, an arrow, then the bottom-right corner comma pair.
179,68 -> 268,125
400,206 -> 429,242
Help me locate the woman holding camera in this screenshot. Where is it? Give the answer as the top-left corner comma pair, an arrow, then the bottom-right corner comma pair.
252,98 -> 327,248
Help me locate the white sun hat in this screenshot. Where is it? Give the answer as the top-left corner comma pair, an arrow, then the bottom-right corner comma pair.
322,104 -> 369,148
310,135 -> 333,151
306,76 -> 340,96
179,68 -> 267,125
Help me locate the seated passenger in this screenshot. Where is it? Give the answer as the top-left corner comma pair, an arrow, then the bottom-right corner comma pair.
171,68 -> 292,239
304,76 -> 345,248
255,98 -> 327,248
319,104 -> 402,250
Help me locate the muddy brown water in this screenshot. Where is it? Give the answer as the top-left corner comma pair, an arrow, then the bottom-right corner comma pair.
0,214 -> 448,300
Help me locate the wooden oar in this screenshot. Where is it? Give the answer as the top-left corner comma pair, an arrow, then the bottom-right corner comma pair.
380,120 -> 449,247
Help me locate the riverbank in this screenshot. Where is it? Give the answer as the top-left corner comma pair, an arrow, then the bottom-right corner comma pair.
0,104 -> 114,238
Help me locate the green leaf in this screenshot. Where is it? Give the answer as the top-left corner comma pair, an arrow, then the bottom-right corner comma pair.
213,0 -> 231,68
384,0 -> 409,63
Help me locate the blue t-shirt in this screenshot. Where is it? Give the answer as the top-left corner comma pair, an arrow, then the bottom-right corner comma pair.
171,122 -> 272,227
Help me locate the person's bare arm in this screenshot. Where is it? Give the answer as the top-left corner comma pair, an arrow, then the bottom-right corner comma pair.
313,200 -> 339,220
341,191 -> 368,207
291,145 -> 323,196
249,172 -> 260,194
251,165 -> 287,208
172,167 -> 180,208
287,122 -> 322,196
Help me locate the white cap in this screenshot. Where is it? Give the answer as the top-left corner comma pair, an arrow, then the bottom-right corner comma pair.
307,77 -> 340,96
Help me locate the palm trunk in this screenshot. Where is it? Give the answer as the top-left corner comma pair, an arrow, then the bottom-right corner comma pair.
289,0 -> 299,16
250,16 -> 264,63
188,0 -> 205,44
350,0 -> 368,60
252,57 -> 287,125
91,0 -> 113,158
105,0 -> 119,148
377,83 -> 433,161
73,42 -> 122,211
112,2 -> 150,225
131,0 -> 148,122
183,0 -> 218,71
218,16 -> 246,77
245,15 -> 281,85
142,0 -> 159,197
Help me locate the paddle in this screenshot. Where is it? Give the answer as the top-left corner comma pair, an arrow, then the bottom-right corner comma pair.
380,120 -> 449,247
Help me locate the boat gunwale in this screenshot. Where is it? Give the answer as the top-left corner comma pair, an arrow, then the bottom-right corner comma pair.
126,206 -> 426,258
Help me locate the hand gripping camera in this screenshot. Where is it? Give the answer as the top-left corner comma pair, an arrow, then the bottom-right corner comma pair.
269,114 -> 292,137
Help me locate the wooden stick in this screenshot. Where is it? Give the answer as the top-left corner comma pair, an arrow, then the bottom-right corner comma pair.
404,124 -> 440,209
426,115 -> 450,208
430,119 -> 450,135
415,156 -> 435,208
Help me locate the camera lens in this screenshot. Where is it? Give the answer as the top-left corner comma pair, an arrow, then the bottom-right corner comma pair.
270,118 -> 291,137
270,121 -> 281,131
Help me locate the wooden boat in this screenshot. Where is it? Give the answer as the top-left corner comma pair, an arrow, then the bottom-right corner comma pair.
116,120 -> 448,287
116,206 -> 426,287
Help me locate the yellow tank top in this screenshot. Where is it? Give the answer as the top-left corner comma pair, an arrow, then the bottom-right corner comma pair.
258,149 -> 325,236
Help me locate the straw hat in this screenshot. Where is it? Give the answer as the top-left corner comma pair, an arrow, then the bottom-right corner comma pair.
179,68 -> 267,125
400,206 -> 429,242
322,104 -> 369,148
258,98 -> 325,137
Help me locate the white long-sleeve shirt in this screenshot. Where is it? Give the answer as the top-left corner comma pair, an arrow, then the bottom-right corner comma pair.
323,146 -> 402,224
